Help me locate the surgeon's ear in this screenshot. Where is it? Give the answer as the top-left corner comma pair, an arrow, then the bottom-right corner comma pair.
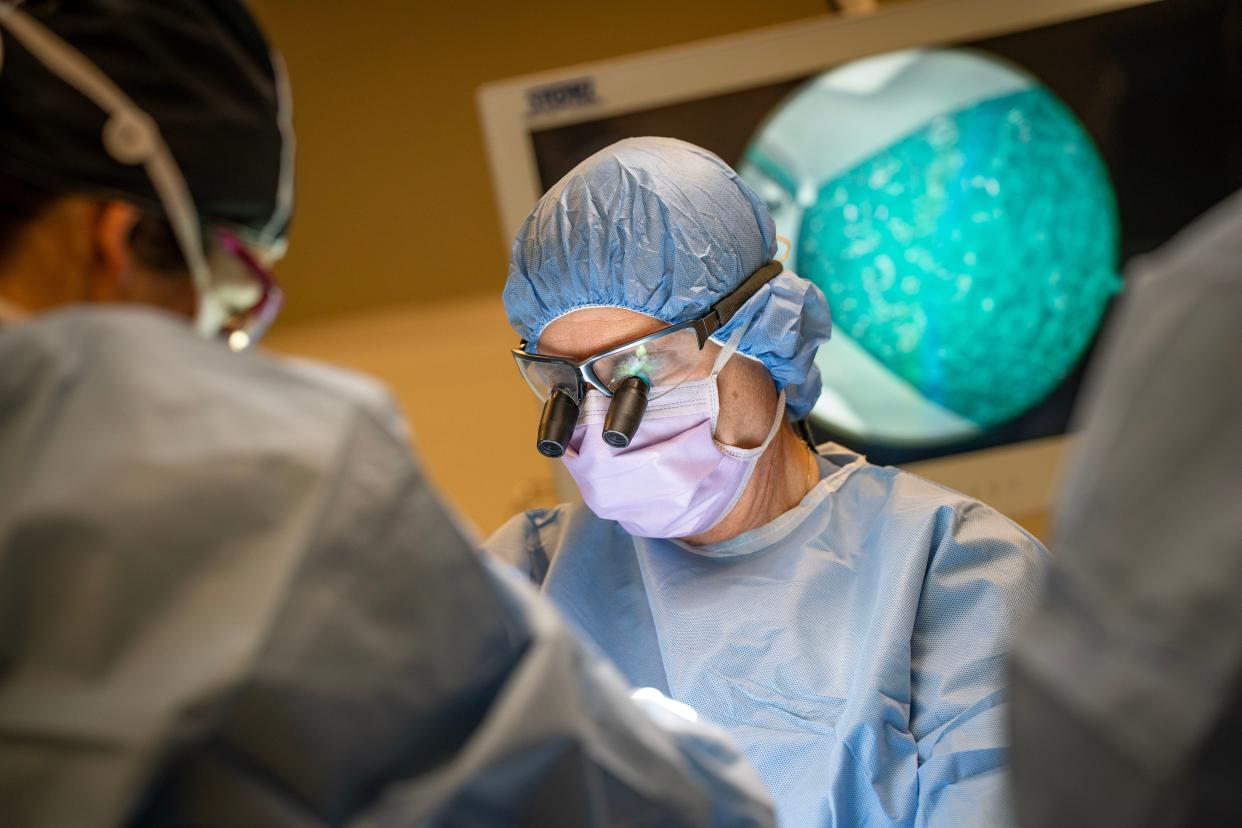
88,200 -> 141,302
715,354 -> 781,449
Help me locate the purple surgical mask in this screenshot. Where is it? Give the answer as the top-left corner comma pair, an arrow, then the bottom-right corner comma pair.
561,346 -> 786,539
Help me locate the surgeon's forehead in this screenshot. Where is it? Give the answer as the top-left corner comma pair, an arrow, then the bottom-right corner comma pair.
538,308 -> 668,361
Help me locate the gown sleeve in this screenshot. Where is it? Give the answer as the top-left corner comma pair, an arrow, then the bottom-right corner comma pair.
907,498 -> 1049,828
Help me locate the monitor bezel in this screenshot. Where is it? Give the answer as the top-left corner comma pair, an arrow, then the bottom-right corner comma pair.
476,0 -> 1156,524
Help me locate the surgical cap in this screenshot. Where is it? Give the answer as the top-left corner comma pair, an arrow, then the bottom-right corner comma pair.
0,0 -> 293,241
504,137 -> 832,419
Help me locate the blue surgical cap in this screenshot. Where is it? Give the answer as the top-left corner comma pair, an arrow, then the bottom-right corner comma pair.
503,136 -> 832,419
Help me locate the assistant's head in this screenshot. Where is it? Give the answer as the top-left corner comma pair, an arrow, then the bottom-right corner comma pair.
0,0 -> 293,346
503,137 -> 832,542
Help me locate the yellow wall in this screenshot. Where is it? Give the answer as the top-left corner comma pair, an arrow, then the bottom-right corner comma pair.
247,0 -> 830,326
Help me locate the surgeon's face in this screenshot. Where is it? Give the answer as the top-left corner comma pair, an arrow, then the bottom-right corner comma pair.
539,307 -> 779,449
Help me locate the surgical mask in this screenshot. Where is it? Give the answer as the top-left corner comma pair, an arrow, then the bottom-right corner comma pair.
561,341 -> 786,539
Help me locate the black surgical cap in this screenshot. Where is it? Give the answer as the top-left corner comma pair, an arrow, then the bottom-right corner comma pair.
0,0 -> 293,239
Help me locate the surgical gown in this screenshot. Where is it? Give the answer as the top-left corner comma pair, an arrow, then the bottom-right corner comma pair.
0,307 -> 773,828
487,446 -> 1048,827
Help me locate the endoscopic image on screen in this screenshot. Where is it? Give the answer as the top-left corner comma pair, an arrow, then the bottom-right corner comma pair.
530,0 -> 1242,466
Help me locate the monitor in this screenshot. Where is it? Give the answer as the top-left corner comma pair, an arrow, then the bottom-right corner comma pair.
478,0 -> 1242,520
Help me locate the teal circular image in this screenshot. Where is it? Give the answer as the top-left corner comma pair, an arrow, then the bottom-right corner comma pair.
740,49 -> 1120,445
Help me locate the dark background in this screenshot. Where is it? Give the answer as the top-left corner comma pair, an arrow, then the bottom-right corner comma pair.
532,0 -> 1242,465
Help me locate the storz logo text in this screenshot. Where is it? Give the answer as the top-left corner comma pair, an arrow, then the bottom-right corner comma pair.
527,78 -> 598,116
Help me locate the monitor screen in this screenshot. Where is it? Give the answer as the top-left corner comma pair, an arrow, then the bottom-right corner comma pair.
525,0 -> 1242,467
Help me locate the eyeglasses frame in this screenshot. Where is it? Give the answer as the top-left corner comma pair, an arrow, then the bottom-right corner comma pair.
213,227 -> 285,342
511,259 -> 784,404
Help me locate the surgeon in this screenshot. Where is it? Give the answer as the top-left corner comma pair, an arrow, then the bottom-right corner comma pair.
0,5 -> 774,827
488,136 -> 1050,827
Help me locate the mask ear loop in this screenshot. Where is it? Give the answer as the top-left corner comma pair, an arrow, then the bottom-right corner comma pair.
774,235 -> 792,264
710,326 -> 794,446
705,327 -> 746,433
256,50 -> 294,255
711,327 -> 745,378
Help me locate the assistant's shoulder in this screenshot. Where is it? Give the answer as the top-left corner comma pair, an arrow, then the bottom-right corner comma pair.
272,352 -> 408,439
2,307 -> 411,471
140,309 -> 393,419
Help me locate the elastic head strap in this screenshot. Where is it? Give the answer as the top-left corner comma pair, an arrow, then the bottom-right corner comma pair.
710,259 -> 783,328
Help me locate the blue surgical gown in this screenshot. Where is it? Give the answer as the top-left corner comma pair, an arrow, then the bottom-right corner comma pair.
487,445 -> 1049,827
